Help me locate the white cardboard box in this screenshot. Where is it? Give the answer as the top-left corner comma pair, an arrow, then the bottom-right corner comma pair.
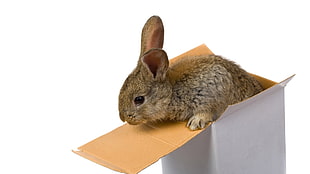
162,74 -> 293,174
73,44 -> 293,174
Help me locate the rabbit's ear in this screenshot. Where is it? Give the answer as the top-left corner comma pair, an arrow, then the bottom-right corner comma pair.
140,16 -> 164,56
142,49 -> 169,81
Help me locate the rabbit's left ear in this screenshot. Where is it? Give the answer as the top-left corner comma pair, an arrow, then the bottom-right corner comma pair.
142,48 -> 169,81
140,16 -> 164,56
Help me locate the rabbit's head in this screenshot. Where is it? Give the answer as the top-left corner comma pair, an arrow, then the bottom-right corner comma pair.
118,16 -> 172,125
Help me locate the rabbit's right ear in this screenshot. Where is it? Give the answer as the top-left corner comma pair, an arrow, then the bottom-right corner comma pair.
140,16 -> 164,56
142,48 -> 169,81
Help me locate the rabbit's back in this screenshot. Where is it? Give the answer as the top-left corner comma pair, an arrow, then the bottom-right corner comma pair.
167,55 -> 263,120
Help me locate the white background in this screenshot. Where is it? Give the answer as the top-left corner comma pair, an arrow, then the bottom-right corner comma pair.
0,0 -> 309,173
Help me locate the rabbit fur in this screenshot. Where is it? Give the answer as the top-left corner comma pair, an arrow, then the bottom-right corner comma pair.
118,16 -> 263,130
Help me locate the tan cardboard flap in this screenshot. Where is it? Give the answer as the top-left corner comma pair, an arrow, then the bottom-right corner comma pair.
74,122 -> 204,174
169,44 -> 213,64
73,44 -> 278,174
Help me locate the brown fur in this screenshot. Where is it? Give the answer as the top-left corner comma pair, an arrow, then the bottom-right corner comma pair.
118,16 -> 263,130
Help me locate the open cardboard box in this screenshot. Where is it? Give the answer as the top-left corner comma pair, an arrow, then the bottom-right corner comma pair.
73,44 -> 293,174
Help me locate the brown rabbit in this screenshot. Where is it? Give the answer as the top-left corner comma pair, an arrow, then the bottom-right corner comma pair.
118,16 -> 263,130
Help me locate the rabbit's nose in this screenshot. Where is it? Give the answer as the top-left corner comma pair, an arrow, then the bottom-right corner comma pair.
128,114 -> 133,118
127,114 -> 136,120
120,110 -> 136,121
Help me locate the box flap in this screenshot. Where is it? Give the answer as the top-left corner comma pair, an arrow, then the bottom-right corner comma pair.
74,122 -> 205,174
169,44 -> 214,64
279,74 -> 295,87
73,44 -> 291,174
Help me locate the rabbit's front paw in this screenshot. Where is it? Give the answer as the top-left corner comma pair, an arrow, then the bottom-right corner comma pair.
187,113 -> 213,130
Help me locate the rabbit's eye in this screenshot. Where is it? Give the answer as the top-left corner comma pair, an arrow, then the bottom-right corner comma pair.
134,96 -> 145,105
